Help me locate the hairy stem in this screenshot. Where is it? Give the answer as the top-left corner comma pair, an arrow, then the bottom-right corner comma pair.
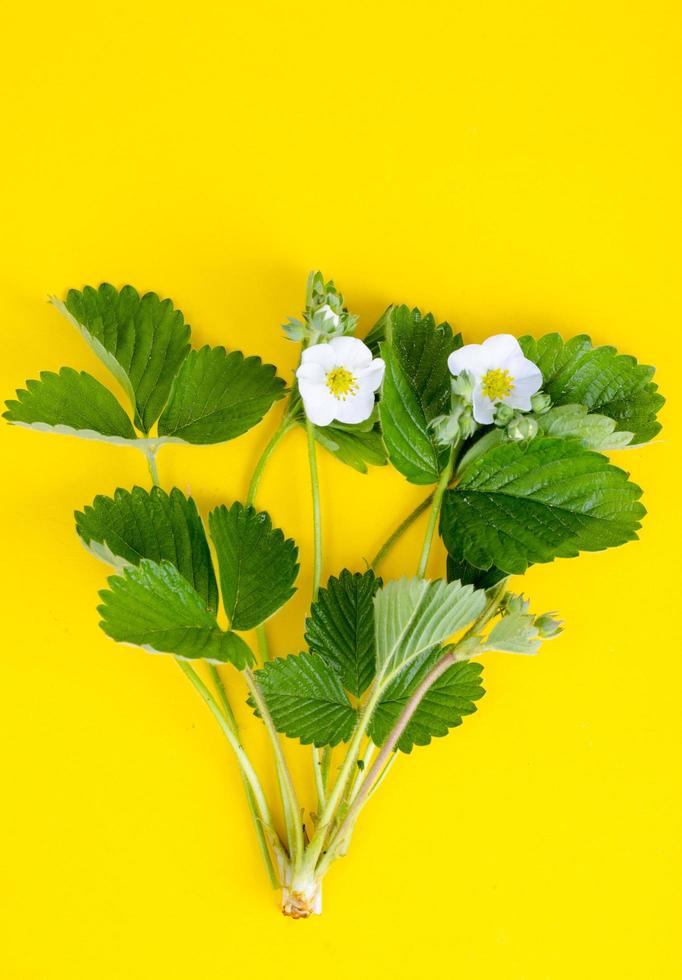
146,450 -> 279,883
371,494 -> 433,570
416,447 -> 456,577
301,688 -> 381,875
143,446 -> 160,486
209,665 -> 279,888
320,582 -> 508,872
255,624 -> 271,662
312,746 -> 326,814
305,419 -> 322,602
244,668 -> 304,869
175,660 -> 284,869
247,417 -> 295,507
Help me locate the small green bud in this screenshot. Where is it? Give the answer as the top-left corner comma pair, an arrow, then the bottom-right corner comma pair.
504,593 -> 530,615
309,303 -> 342,335
458,405 -> 477,440
451,369 -> 475,400
530,391 -> 552,415
493,403 -> 516,427
506,414 -> 539,442
430,413 -> 461,447
534,612 -> 563,639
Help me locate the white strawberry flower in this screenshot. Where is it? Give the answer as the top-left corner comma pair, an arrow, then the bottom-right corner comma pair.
296,336 -> 385,427
447,334 -> 543,425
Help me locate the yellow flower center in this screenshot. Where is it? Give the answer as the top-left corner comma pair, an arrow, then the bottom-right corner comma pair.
326,366 -> 358,400
481,368 -> 514,401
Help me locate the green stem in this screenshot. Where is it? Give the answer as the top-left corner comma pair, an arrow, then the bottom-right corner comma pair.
244,668 -> 304,869
371,494 -> 433,570
176,660 -> 283,867
320,583 -> 508,872
209,665 -> 279,888
416,447 -> 456,578
305,419 -> 322,602
247,417 -> 295,507
143,446 -> 160,486
320,746 -> 332,791
312,746 -> 326,814
255,624 -> 271,662
301,687 -> 382,875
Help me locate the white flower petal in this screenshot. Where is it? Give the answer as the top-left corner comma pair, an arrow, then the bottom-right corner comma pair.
328,336 -> 373,370
333,389 -> 376,424
299,383 -> 337,426
506,370 -> 543,411
448,344 -> 488,378
355,358 -> 385,391
506,354 -> 544,383
296,361 -> 326,383
301,343 -> 339,370
472,386 -> 496,425
480,334 -> 523,363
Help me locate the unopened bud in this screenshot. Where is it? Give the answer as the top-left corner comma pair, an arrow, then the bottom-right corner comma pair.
451,370 -> 475,400
493,403 -> 516,427
506,414 -> 538,442
534,612 -> 563,639
530,391 -> 552,415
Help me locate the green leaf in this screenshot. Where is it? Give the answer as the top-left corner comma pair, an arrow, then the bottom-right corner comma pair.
4,367 -> 136,442
208,502 -> 298,630
441,437 -> 645,575
157,346 -> 286,444
251,652 -> 356,747
519,333 -> 663,444
305,569 -> 381,697
53,284 -> 191,433
98,559 -> 253,666
379,306 -> 462,484
370,651 -> 484,753
311,411 -> 387,472
446,554 -> 508,591
535,403 -> 634,450
374,577 -> 486,684
76,486 -> 218,613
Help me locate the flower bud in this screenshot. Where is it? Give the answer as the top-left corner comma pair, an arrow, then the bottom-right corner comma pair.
430,413 -> 461,447
309,303 -> 342,334
451,369 -> 475,400
493,403 -> 516,427
506,414 -> 538,442
458,405 -> 477,440
530,391 -> 552,415
534,612 -> 563,639
504,593 -> 530,615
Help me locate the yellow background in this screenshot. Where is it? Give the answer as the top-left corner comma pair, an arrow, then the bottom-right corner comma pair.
1,2 -> 680,977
